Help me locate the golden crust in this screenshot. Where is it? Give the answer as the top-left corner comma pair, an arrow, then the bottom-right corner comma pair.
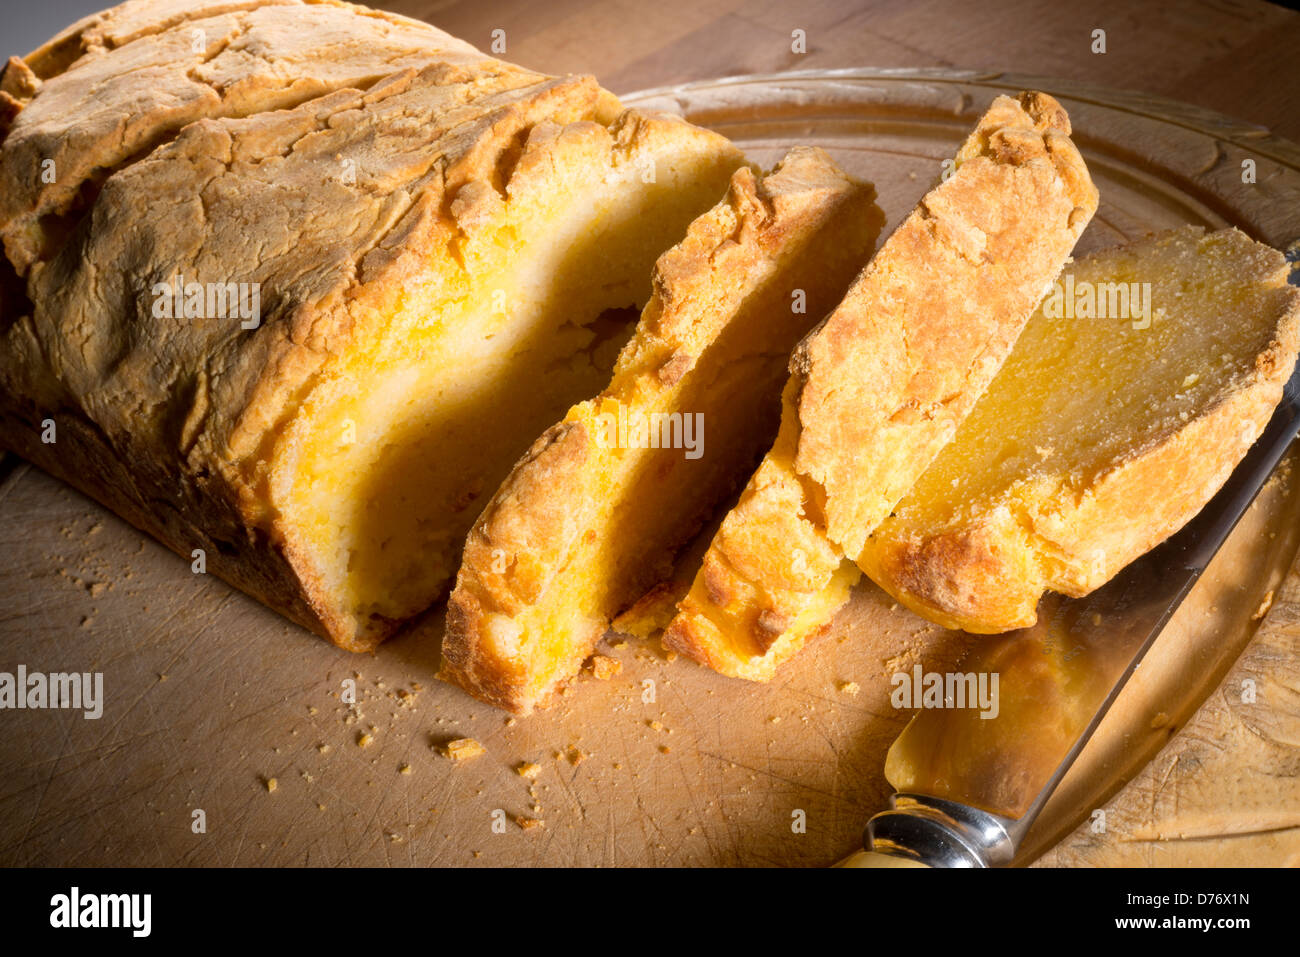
861,228 -> 1300,632
792,91 -> 1098,559
18,0 -> 441,81
0,0 -> 489,274
663,92 -> 1098,680
442,420 -> 597,708
441,148 -> 885,712
661,380 -> 860,680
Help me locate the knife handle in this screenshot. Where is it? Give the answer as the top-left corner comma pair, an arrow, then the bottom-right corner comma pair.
855,793 -> 1019,868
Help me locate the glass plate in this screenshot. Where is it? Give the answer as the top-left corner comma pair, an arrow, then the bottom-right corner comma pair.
626,68 -> 1300,863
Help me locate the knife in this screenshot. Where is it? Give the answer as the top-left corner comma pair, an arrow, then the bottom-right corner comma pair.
838,260 -> 1300,868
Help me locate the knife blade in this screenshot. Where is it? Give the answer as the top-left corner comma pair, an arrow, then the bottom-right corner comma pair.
839,252 -> 1300,868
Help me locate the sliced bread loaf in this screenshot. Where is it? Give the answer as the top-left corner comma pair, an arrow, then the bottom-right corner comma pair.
0,0 -> 745,651
662,92 -> 1098,680
441,148 -> 886,712
859,226 -> 1300,632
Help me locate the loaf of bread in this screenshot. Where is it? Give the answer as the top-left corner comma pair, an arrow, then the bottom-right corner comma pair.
860,226 -> 1300,632
0,0 -> 744,650
662,92 -> 1099,680
440,148 -> 886,712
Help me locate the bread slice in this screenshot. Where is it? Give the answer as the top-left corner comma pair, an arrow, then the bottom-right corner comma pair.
662,92 -> 1098,680
440,148 -> 886,713
860,226 -> 1300,633
0,1 -> 745,651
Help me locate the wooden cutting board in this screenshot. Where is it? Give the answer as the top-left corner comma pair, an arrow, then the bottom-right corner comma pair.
1,70 -> 1298,866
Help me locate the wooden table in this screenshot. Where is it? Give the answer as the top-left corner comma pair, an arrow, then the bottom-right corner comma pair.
388,0 -> 1300,867
386,0 -> 1300,143
1,0 -> 1297,868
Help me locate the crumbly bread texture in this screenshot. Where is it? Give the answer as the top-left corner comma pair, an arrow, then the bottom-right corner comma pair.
0,0 -> 744,650
860,226 -> 1300,632
663,92 -> 1098,680
441,148 -> 886,713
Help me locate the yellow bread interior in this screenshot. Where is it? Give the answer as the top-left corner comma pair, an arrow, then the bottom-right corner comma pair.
268,117 -> 743,648
860,226 -> 1300,632
441,148 -> 885,711
664,380 -> 862,681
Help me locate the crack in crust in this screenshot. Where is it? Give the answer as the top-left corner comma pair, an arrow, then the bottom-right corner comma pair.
0,1 -> 494,275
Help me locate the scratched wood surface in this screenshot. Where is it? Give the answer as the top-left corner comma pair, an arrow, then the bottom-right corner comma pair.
386,0 -> 1300,144
2,1 -> 1300,867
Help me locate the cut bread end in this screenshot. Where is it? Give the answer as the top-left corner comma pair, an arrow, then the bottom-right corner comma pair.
0,3 -> 752,655
859,226 -> 1300,633
269,108 -> 746,651
440,147 -> 886,711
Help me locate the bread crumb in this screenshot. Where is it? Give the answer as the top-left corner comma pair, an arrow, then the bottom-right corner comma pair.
399,763 -> 411,775
658,745 -> 672,754
587,654 -> 622,680
646,719 -> 665,732
516,761 -> 542,779
882,652 -> 914,673
516,816 -> 544,830
265,777 -> 277,793
664,650 -> 678,662
565,746 -> 587,766
317,743 -> 331,754
440,738 -> 486,761
1150,712 -> 1170,730
357,731 -> 373,748
1253,590 -> 1274,620
839,681 -> 860,696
